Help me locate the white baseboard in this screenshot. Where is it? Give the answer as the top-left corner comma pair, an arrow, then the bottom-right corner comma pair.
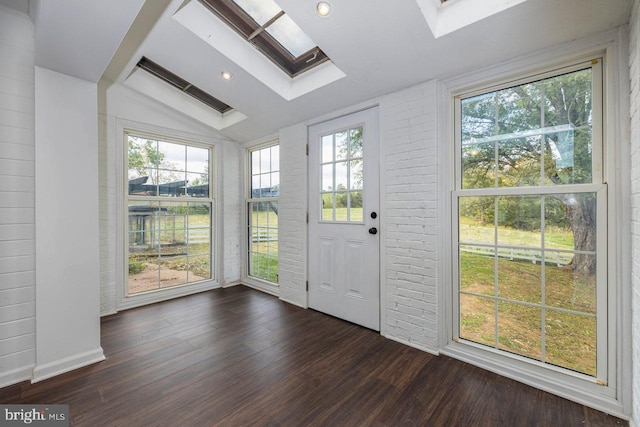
32,347 -> 105,383
383,333 -> 440,356
0,365 -> 34,389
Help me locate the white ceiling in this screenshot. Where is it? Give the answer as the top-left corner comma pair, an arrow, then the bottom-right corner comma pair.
25,0 -> 633,142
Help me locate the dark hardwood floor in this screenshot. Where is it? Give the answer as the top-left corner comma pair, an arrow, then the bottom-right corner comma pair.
0,286 -> 628,426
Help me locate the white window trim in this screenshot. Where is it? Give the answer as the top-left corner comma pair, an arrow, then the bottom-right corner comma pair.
438,28 -> 632,419
241,138 -> 280,297
116,119 -> 223,311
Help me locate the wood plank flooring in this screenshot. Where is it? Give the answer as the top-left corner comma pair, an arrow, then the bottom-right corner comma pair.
0,286 -> 628,426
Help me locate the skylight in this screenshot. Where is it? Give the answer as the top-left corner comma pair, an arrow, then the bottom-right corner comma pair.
136,57 -> 232,114
199,0 -> 329,76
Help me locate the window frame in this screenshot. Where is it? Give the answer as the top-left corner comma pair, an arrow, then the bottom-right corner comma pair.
443,54 -> 624,411
118,123 -> 221,311
243,140 -> 280,292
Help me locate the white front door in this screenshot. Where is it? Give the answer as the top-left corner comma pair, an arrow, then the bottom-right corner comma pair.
308,108 -> 380,331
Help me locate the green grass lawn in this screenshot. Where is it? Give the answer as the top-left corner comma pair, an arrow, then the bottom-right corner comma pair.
459,251 -> 596,376
459,217 -> 574,249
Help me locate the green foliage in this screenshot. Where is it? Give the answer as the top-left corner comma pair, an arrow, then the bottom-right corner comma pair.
128,259 -> 146,274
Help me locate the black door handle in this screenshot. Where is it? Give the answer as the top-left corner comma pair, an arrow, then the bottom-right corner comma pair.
368,227 -> 378,235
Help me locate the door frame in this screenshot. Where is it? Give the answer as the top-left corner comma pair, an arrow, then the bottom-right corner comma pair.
305,105 -> 384,333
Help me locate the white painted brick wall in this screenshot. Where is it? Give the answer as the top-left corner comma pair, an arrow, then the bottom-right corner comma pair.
381,80 -> 439,352
630,0 -> 640,424
223,141 -> 241,284
277,123 -> 307,306
98,112 -> 117,315
0,5 -> 36,387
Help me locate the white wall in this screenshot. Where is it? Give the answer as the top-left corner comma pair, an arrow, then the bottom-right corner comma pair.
277,123 -> 308,306
276,85 -> 441,347
0,5 -> 36,388
629,0 -> 640,425
98,82 -> 242,315
33,66 -> 104,382
380,81 -> 440,352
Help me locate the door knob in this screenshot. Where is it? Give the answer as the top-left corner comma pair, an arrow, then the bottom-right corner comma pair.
368,227 -> 378,235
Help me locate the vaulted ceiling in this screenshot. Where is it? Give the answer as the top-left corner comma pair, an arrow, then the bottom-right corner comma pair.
21,0 -> 634,142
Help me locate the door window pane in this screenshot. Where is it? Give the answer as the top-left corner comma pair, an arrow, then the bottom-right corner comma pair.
319,126 -> 364,223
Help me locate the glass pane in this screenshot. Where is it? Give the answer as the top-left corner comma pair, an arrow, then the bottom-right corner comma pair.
498,136 -> 542,187
270,172 -> 280,196
460,246 -> 495,296
322,164 -> 333,191
188,255 -> 210,282
496,82 -> 542,135
322,135 -> 333,163
544,68 -> 592,128
232,0 -> 281,25
460,293 -> 495,347
186,173 -> 208,198
260,148 -> 271,173
158,141 -> 186,170
335,131 -> 348,160
497,196 -> 541,247
461,93 -> 496,142
349,160 -> 363,190
546,254 -> 596,314
128,136 -> 157,169
187,205 -> 209,239
544,129 -> 592,185
322,193 -> 333,221
497,254 -> 542,304
128,260 -> 158,295
159,256 -> 188,288
461,142 -> 495,189
545,309 -> 596,376
265,204 -> 278,227
252,175 -> 261,197
260,173 -> 271,197
186,146 -> 208,174
545,193 -> 596,252
335,192 -> 348,221
157,170 -> 186,197
459,197 -> 495,244
335,161 -> 348,190
252,150 -> 261,175
128,202 -> 160,249
498,302 -> 542,360
461,67 -> 593,191
544,195 -> 574,250
349,127 -> 363,158
250,202 -> 264,227
129,168 -> 157,196
266,13 -> 316,57
349,191 -> 363,222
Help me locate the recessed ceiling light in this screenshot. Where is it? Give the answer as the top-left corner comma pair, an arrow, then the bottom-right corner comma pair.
316,2 -> 331,17
221,71 -> 233,80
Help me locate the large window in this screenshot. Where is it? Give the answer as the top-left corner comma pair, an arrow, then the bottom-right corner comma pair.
126,133 -> 214,296
247,144 -> 279,283
454,60 -> 607,380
